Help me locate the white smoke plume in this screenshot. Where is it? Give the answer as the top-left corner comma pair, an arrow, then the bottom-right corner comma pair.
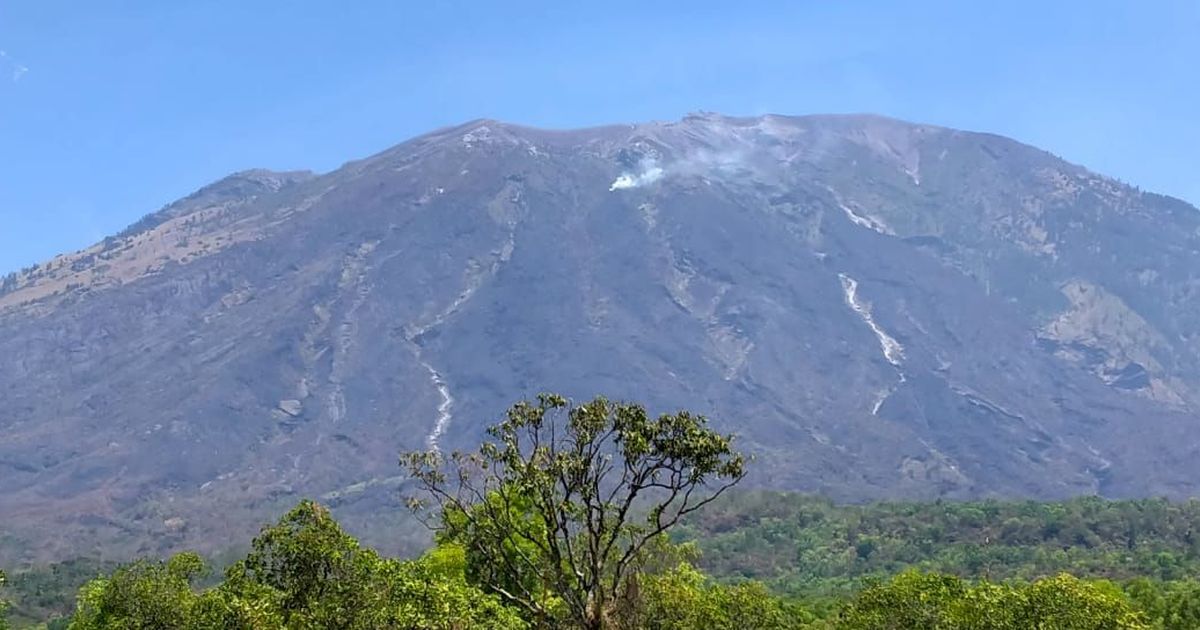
609,159 -> 665,191
608,150 -> 751,192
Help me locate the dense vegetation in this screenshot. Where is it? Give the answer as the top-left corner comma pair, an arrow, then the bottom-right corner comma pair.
5,396 -> 1200,628
9,505 -> 1176,629
680,492 -> 1200,600
2,560 -> 116,628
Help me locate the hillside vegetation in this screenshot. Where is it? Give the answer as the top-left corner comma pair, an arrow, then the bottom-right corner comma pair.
682,492 -> 1200,599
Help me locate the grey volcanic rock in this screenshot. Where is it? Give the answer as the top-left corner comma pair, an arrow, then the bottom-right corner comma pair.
3,113 -> 1200,562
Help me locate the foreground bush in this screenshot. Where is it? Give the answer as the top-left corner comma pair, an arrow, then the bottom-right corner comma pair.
68,501 -> 526,630
630,563 -> 813,629
837,570 -> 1147,629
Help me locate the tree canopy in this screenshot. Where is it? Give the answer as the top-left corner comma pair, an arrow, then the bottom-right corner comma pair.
837,571 -> 1147,630
66,501 -> 526,630
403,394 -> 746,629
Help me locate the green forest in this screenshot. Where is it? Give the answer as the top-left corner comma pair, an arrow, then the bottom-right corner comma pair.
5,396 -> 1200,629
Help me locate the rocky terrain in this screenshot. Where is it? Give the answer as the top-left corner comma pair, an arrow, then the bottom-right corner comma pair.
2,113 -> 1199,562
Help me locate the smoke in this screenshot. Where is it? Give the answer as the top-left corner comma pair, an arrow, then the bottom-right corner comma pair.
609,159 -> 665,191
675,148 -> 749,177
608,150 -> 751,192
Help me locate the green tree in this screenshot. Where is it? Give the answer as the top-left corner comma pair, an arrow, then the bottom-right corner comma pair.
1013,574 -> 1145,629
219,500 -> 526,630
1125,578 -> 1200,629
837,571 -> 1148,630
628,562 -> 811,629
220,500 -> 384,629
404,394 -> 746,630
67,552 -> 209,630
64,501 -> 527,630
837,571 -> 968,629
1,569 -> 11,630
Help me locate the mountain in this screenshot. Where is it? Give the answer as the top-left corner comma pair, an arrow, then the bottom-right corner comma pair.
3,113 -> 1200,563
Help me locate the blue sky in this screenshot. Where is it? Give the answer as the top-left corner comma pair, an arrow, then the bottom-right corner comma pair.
0,1 -> 1196,273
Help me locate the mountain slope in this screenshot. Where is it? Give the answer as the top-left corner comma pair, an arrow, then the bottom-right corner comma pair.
3,113 -> 1199,562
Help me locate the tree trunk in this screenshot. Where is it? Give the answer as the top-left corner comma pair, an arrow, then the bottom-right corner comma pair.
583,591 -> 609,630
